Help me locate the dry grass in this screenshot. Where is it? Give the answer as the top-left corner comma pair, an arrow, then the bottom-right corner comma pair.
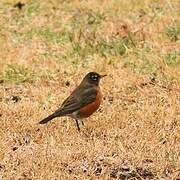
0,0 -> 180,179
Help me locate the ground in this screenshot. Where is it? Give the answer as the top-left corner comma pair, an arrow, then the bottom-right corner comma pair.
0,0 -> 180,179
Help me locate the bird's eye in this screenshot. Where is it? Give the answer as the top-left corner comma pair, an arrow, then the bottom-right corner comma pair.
91,75 -> 97,80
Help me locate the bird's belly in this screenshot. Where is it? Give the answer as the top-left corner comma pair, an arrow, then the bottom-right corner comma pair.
69,111 -> 80,119
78,90 -> 102,118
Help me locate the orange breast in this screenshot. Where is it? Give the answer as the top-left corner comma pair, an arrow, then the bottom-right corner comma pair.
79,87 -> 102,118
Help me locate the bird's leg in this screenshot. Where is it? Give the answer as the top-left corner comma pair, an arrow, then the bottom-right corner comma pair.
81,121 -> 84,126
75,119 -> 80,132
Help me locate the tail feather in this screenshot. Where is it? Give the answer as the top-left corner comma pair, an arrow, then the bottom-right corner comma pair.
39,114 -> 56,124
39,110 -> 64,124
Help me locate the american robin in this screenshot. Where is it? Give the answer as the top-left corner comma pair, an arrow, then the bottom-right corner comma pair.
39,72 -> 106,131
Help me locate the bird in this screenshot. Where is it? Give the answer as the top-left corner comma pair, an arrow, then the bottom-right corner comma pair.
39,72 -> 106,131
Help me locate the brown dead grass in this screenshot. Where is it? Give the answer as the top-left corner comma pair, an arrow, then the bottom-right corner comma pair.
0,0 -> 180,179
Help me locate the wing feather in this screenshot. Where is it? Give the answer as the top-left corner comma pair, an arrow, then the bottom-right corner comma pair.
54,87 -> 97,116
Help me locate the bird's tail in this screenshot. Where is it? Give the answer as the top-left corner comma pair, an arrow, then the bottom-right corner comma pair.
39,110 -> 64,124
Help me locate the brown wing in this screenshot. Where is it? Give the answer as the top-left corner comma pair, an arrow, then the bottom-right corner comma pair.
39,84 -> 99,124
54,86 -> 97,116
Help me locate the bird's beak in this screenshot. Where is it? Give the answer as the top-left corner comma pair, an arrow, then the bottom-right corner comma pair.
100,74 -> 107,78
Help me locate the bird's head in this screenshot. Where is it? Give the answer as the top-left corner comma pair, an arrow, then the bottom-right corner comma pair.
84,72 -> 107,85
